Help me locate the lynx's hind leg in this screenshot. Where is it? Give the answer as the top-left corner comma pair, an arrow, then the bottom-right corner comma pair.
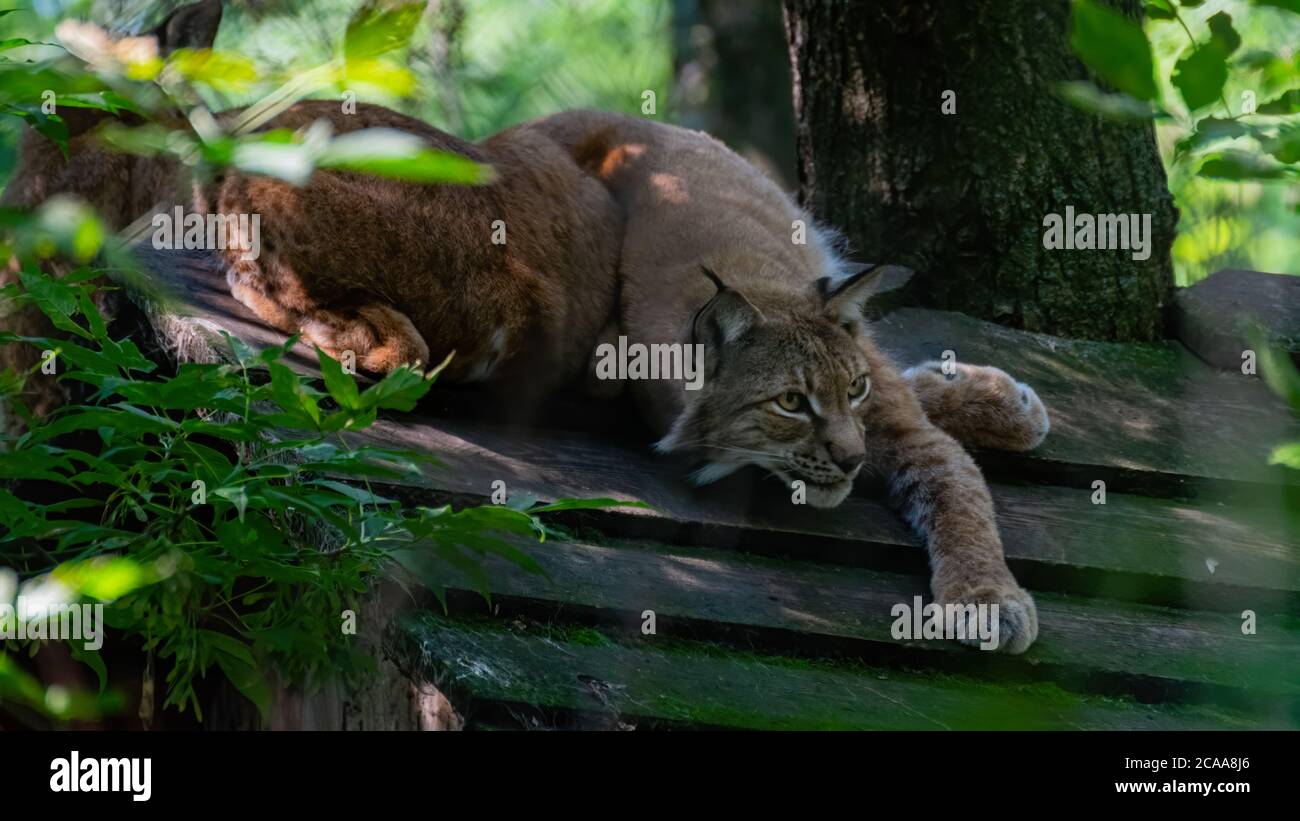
226,258 -> 303,335
903,361 -> 1049,452
224,254 -> 428,374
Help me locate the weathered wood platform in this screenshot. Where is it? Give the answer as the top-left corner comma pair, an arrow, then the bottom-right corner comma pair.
132,251 -> 1300,730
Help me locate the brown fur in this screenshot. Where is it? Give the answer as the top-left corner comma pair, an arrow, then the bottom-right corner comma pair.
2,101 -> 623,418
203,101 -> 620,401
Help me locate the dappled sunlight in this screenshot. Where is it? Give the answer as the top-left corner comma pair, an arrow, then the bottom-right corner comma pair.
649,171 -> 689,204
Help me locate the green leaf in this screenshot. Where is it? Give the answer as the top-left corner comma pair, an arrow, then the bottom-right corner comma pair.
30,406 -> 176,443
99,336 -> 154,373
1,104 -> 68,157
176,439 -> 235,485
116,363 -> 241,410
1173,43 -> 1228,112
96,122 -> 184,158
69,644 -> 108,694
1144,1 -> 1175,21
206,630 -> 260,666
18,268 -> 91,339
165,48 -> 258,94
216,513 -> 287,560
1206,13 -> 1241,56
51,556 -> 157,601
1262,126 -> 1300,164
76,290 -> 108,340
318,129 -> 495,184
343,1 -> 425,61
336,58 -> 416,97
1258,88 -> 1300,114
1055,80 -> 1161,120
55,91 -> 142,116
528,497 -> 652,514
1269,442 -> 1300,469
1251,0 -> 1300,14
317,347 -> 361,411
268,361 -> 322,427
209,638 -> 271,723
1249,329 -> 1300,413
1174,116 -> 1250,157
1197,150 -> 1295,180
1069,0 -> 1159,101
357,362 -> 437,411
231,139 -> 317,186
214,485 -> 250,521
307,478 -> 396,507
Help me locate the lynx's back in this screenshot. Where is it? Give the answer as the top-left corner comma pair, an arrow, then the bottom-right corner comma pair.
531,110 -> 852,430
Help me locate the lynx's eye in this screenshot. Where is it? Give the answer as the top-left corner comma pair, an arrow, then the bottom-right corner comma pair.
849,375 -> 871,402
774,391 -> 807,414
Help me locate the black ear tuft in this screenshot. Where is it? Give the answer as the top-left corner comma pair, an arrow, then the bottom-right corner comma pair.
151,0 -> 224,56
819,262 -> 888,326
814,276 -> 834,301
691,266 -> 762,348
819,262 -> 882,301
699,264 -> 727,293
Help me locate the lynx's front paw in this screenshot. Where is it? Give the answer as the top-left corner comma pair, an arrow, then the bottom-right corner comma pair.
904,362 -> 1050,452
933,566 -> 1038,655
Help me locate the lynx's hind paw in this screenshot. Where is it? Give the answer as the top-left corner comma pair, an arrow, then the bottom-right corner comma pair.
300,304 -> 431,374
903,361 -> 1050,452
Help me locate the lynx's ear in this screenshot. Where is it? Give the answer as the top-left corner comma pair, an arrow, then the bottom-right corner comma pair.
692,265 -> 763,348
151,0 -> 223,55
816,262 -> 885,327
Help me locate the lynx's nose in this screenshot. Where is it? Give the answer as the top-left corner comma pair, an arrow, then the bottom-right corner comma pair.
832,451 -> 864,474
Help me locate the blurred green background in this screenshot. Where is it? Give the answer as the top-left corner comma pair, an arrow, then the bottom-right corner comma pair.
1148,0 -> 1300,284
1,0 -> 1295,287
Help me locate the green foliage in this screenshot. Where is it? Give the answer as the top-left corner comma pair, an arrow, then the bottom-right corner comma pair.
0,1 -> 637,723
0,1 -> 494,192
176,0 -> 672,140
1071,0 -> 1161,100
0,254 -> 630,723
1064,0 -> 1300,285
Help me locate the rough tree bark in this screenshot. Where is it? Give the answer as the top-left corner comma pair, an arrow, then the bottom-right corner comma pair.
782,0 -> 1178,342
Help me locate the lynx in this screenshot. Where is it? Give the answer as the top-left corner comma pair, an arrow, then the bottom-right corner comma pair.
535,110 -> 1048,653
2,2 -> 1050,653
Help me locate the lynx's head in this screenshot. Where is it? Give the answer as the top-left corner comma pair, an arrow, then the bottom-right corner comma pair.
657,263 -> 887,508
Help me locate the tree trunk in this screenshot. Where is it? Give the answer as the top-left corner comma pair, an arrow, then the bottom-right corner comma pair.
782,0 -> 1177,342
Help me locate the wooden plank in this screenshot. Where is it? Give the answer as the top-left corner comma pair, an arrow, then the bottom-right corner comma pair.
397,615 -> 1265,729
434,536 -> 1300,700
871,307 -> 1300,490
351,415 -> 1300,600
